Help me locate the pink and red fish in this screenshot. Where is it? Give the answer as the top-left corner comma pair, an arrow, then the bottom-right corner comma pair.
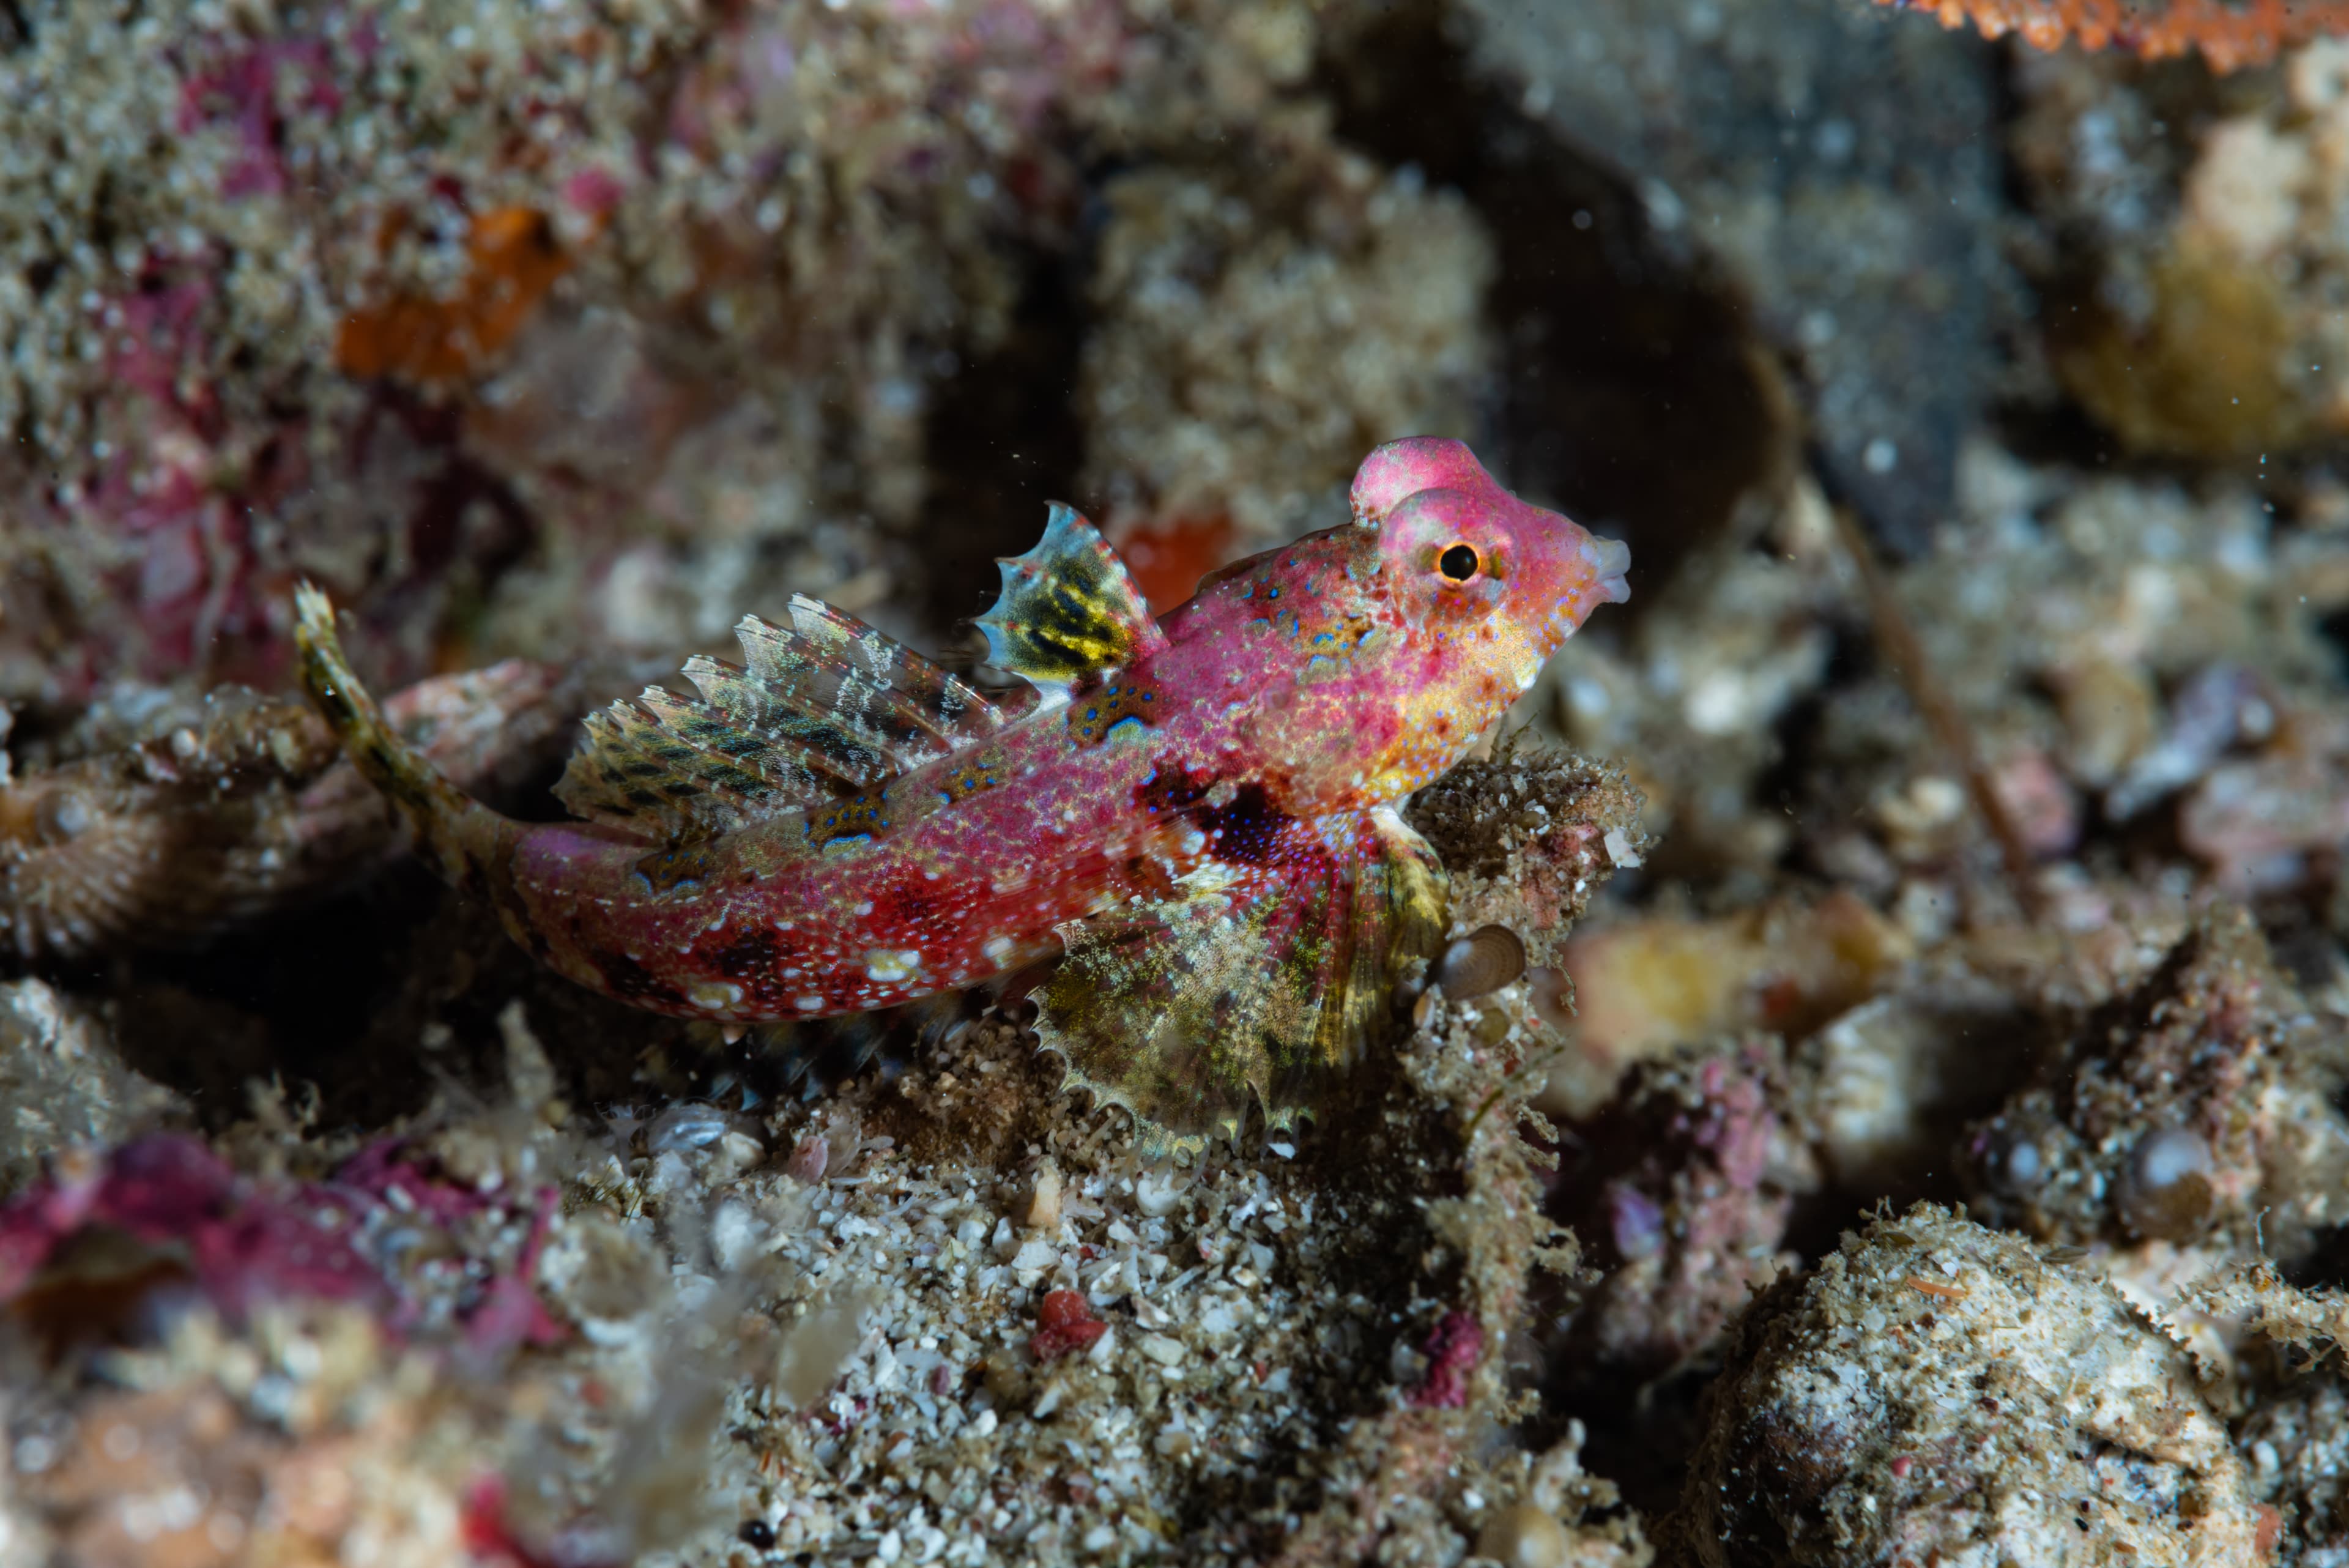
295,439 -> 1629,1155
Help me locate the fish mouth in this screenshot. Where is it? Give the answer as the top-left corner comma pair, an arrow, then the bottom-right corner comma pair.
1583,534 -> 1631,604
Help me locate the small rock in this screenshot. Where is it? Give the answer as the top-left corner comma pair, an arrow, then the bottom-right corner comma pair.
1030,1289 -> 1107,1361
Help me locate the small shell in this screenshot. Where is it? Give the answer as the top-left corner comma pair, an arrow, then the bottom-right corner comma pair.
645,1101 -> 730,1153
2116,1125 -> 2214,1241
786,1134 -> 829,1184
1021,1162 -> 1064,1230
1475,1504 -> 1569,1568
1434,924 -> 1526,1000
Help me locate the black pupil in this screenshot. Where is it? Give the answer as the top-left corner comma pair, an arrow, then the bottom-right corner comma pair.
1439,544 -> 1478,581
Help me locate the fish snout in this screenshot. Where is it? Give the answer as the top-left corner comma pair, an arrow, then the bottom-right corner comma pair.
1583,533 -> 1632,606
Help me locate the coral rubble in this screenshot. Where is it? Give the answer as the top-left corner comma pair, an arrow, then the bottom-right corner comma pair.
1963,906 -> 2349,1263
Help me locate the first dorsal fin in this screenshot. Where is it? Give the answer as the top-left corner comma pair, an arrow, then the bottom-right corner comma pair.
556,598 -> 1004,840
974,503 -> 1168,697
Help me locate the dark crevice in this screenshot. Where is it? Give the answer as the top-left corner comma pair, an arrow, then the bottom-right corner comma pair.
103,861 -> 701,1134
916,253 -> 1090,637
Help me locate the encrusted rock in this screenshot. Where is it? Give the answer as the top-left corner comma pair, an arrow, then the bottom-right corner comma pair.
1677,1204 -> 2266,1566
1961,905 -> 2349,1260
1406,741 -> 1646,973
0,979 -> 182,1196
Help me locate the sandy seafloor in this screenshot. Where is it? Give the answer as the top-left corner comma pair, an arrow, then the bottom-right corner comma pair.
10,1 -> 2349,1563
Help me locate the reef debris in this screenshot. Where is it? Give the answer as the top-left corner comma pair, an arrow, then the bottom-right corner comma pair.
0,658 -> 594,960
1552,1039 -> 1820,1386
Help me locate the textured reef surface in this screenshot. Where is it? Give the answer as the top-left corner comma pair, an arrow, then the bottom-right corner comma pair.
13,2 -> 2349,1565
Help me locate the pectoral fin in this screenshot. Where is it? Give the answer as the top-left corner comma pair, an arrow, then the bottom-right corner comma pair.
1035,804 -> 1447,1159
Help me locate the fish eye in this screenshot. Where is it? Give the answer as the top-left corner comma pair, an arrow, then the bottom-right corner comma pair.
1438,544 -> 1479,581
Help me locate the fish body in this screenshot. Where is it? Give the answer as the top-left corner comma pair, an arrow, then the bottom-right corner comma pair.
297,438 -> 1628,1153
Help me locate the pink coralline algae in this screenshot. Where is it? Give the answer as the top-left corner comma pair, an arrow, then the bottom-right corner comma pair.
176,34 -> 344,200
83,269 -> 291,688
463,1475 -> 608,1568
1408,1311 -> 1484,1410
0,1134 -> 385,1323
1553,1040 -> 1816,1383
0,1134 -> 563,1356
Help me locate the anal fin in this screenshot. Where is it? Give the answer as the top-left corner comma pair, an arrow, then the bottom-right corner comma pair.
1036,803 -> 1448,1159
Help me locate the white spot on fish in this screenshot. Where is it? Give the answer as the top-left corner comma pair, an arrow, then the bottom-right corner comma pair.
983,934 -> 1015,965
865,949 -> 923,983
795,995 -> 826,1012
689,981 -> 744,1011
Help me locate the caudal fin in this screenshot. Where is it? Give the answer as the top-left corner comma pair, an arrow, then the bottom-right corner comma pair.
292,584 -> 510,893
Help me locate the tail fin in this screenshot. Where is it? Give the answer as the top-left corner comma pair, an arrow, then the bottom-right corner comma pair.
292,584 -> 513,893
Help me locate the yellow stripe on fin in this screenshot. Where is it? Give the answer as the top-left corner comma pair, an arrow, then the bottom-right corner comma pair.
974,503 -> 1168,696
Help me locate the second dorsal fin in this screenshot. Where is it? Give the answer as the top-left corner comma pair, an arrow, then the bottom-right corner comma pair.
556,598 -> 1004,840
974,503 -> 1168,697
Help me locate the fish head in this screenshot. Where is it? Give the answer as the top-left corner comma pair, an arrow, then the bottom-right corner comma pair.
1355,437 -> 1628,740
1162,439 -> 1627,812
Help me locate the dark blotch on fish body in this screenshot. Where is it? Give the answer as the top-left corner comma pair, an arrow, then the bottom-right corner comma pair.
592,948 -> 688,1008
710,926 -> 781,980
